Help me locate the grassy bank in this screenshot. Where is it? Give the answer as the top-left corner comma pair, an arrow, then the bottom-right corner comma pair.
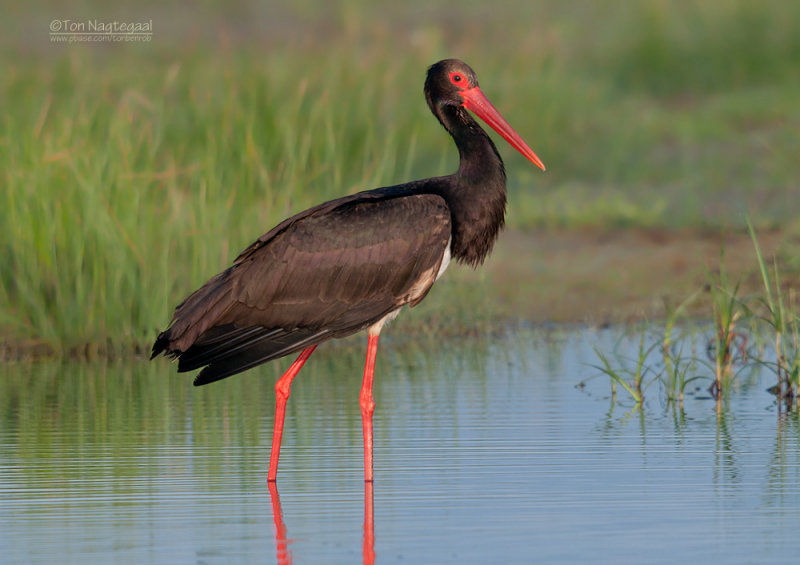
2,0 -> 799,353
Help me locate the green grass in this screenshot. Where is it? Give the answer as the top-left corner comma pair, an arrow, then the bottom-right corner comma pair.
704,252 -> 745,397
747,221 -> 800,404
2,0 -> 800,351
590,227 -> 800,410
591,325 -> 653,404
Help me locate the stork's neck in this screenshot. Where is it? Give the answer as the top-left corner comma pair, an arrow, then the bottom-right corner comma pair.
438,105 -> 508,268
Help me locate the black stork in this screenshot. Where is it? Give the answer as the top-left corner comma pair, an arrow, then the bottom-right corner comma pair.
151,59 -> 545,482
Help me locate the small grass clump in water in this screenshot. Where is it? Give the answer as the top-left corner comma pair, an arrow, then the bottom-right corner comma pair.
586,320 -> 703,407
591,324 -> 655,405
590,226 -> 799,410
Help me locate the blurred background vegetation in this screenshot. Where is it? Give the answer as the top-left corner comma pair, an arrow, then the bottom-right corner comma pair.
1,0 -> 799,353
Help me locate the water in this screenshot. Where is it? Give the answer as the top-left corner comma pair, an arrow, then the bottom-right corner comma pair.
2,328 -> 799,564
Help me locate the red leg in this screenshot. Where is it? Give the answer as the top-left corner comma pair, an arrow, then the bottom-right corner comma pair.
360,334 -> 379,482
268,345 -> 317,482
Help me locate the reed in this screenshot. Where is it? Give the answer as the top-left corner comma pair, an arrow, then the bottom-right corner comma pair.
704,255 -> 746,399
748,222 -> 800,407
661,293 -> 703,404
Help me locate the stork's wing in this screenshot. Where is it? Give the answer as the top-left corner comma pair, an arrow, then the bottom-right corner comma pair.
151,189 -> 451,385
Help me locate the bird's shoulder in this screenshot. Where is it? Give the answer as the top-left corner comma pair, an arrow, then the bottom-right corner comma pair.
226,184 -> 453,314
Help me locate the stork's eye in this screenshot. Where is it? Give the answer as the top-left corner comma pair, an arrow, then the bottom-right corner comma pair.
449,72 -> 466,87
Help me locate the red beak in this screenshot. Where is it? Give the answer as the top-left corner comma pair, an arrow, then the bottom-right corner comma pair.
459,86 -> 546,171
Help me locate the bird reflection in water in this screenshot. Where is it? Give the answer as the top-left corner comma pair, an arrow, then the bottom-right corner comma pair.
267,482 -> 291,565
268,481 -> 376,565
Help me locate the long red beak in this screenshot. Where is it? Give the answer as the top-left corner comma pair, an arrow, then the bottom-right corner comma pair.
460,86 -> 546,171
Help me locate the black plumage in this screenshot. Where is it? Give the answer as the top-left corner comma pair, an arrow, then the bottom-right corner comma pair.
153,189 -> 451,385
151,59 -> 544,481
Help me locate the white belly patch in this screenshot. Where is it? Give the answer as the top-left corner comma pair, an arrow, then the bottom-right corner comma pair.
435,237 -> 452,281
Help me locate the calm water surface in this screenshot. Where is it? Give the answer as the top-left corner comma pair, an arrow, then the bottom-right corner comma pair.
2,328 -> 799,564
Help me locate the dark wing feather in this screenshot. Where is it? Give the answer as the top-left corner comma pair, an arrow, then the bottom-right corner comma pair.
189,327 -> 332,386
152,186 -> 452,385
